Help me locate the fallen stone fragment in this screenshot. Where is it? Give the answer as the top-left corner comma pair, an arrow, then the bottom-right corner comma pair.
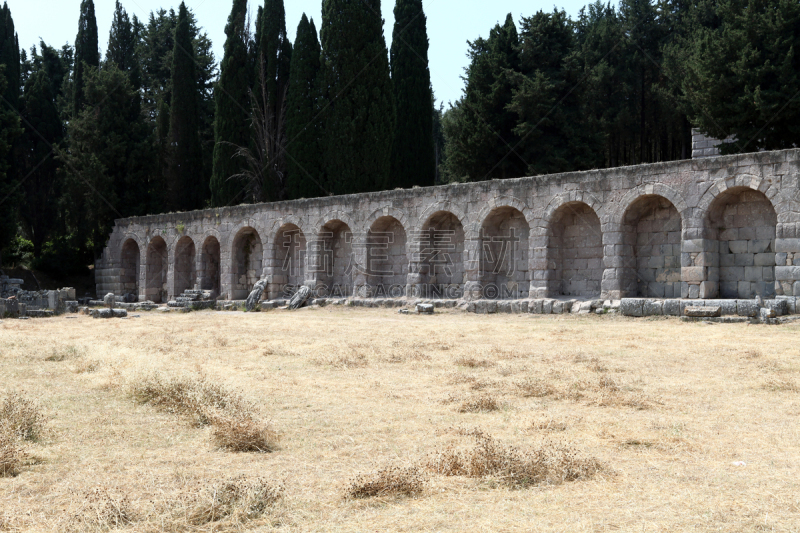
288,286 -> 312,310
91,308 -> 128,319
684,306 -> 721,318
416,303 -> 434,315
245,279 -> 268,312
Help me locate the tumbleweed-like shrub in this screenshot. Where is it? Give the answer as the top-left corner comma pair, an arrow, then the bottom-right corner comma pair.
345,465 -> 427,499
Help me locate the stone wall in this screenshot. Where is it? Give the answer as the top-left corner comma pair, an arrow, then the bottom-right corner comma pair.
96,149 -> 800,303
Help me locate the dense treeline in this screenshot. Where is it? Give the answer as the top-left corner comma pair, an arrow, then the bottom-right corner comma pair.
0,0 -> 798,277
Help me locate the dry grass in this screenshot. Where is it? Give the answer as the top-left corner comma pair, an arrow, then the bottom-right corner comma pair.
427,432 -> 604,488
0,429 -> 23,477
457,393 -> 501,413
0,393 -> 46,442
345,465 -> 427,499
1,309 -> 800,531
130,374 -> 279,452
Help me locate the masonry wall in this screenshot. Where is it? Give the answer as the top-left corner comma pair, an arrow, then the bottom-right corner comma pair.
96,149 -> 800,303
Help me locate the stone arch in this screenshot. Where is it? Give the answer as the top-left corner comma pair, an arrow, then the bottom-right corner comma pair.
620,195 -> 683,298
272,223 -> 307,298
415,210 -> 466,299
313,219 -> 354,298
199,236 -> 221,298
479,206 -> 530,299
705,186 -> 778,299
471,196 -> 532,240
145,236 -> 168,303
120,238 -> 140,299
231,227 -> 263,300
545,201 -> 603,298
173,236 -> 196,297
365,207 -> 414,252
366,216 -> 408,296
609,184 -> 688,227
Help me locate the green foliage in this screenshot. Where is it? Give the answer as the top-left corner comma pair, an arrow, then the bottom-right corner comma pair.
443,14 -> 523,181
210,0 -> 251,208
0,5 -> 21,263
59,65 -> 155,257
4,235 -> 32,266
31,234 -> 91,278
72,0 -> 99,116
670,0 -> 800,153
285,14 -> 323,200
390,0 -> 435,189
18,68 -> 63,256
106,0 -> 141,89
320,0 -> 396,194
166,2 -> 204,212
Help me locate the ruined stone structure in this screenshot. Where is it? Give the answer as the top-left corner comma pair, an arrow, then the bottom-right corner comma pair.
95,149 -> 800,305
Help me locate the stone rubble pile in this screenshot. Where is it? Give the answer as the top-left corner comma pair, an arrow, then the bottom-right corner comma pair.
0,275 -> 78,318
167,289 -> 216,311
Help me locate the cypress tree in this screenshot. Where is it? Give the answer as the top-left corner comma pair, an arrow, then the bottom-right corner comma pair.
166,2 -> 203,211
321,0 -> 396,194
257,0 -> 292,122
106,0 -> 141,89
0,3 -> 21,264
285,14 -> 323,199
210,0 -> 250,207
390,0 -> 435,188
73,0 -> 99,116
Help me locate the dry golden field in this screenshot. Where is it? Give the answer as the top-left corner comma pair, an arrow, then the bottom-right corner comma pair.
1,308 -> 799,532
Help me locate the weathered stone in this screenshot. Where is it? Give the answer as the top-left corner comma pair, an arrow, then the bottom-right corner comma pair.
736,300 -> 759,317
643,300 -> 664,316
620,298 -> 645,317
103,293 -> 115,308
288,286 -> 312,310
416,303 -> 434,315
246,280 -> 268,311
684,306 -> 721,317
663,299 -> 680,316
91,308 -> 128,319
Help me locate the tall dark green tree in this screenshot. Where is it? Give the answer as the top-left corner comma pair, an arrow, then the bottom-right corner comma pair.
166,2 -> 203,211
675,0 -> 800,153
210,0 -> 251,207
18,68 -> 63,256
106,0 -> 141,89
321,0 -> 396,194
60,65 -> 154,256
285,14 -> 323,199
443,14 -> 522,181
72,0 -> 99,116
0,3 -> 20,263
257,0 -> 292,125
390,0 -> 435,188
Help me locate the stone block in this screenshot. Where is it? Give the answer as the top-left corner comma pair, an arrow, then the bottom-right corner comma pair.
682,267 -> 706,282
643,300 -> 663,316
416,303 -> 434,315
620,298 -> 645,317
684,306 -> 721,317
728,240 -> 748,254
663,299 -> 680,316
765,299 -> 788,316
775,266 -> 800,281
529,299 -> 543,314
543,299 -> 554,314
737,300 -> 758,317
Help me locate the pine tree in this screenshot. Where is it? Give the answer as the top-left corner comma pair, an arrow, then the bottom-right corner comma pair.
285,14 -> 323,199
390,0 -> 435,188
166,2 -> 203,211
210,0 -> 251,207
106,0 -> 141,89
321,0 -> 396,194
18,67 -> 63,256
73,0 -> 99,116
443,15 -> 522,181
0,3 -> 21,264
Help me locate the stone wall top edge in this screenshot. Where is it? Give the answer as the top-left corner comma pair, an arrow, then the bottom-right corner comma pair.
112,148 -> 800,230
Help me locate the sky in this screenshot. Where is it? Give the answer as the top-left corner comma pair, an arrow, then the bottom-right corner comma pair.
8,0 -> 598,107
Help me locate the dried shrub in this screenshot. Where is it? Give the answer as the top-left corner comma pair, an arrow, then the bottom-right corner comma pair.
0,429 -> 23,477
384,349 -> 431,364
73,359 -> 101,374
184,477 -> 283,526
516,378 -> 557,398
595,391 -> 654,410
345,465 -> 426,499
130,374 -> 279,452
762,378 -> 799,392
529,417 -> 570,432
210,414 -> 280,453
45,344 -> 84,362
65,488 -> 134,532
427,434 -> 603,488
0,393 -> 46,442
458,394 -> 501,413
454,356 -> 495,368
598,376 -> 620,392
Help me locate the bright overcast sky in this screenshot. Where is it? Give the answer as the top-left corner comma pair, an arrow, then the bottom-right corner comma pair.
9,0 -> 599,107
